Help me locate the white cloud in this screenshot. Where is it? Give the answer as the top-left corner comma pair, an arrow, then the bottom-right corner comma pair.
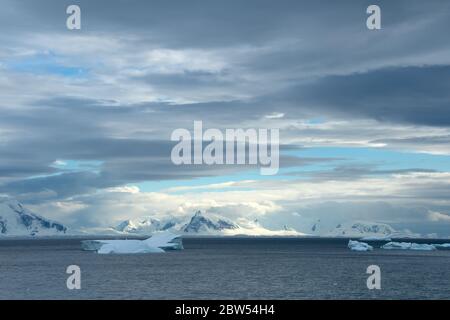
265,112 -> 285,119
428,210 -> 450,222
105,185 -> 141,194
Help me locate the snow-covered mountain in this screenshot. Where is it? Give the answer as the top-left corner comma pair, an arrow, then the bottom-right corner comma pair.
0,196 -> 424,238
109,212 -> 416,238
182,211 -> 239,234
306,219 -> 414,239
0,197 -> 67,237
328,221 -> 395,238
115,218 -> 177,234
111,211 -> 305,236
310,219 -> 326,235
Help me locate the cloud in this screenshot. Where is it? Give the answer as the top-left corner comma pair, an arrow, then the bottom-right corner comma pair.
292,66 -> 450,126
265,112 -> 285,119
428,210 -> 450,222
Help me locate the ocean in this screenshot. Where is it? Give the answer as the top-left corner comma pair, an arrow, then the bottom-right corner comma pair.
0,237 -> 448,300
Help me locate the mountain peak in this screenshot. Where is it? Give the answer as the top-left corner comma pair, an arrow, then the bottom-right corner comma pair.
183,211 -> 238,234
308,220 -> 399,238
193,210 -> 203,217
115,219 -> 137,232
283,225 -> 295,231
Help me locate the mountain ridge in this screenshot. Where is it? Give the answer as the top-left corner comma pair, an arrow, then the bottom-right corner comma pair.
0,197 -> 67,237
110,210 -> 304,236
0,198 -> 421,238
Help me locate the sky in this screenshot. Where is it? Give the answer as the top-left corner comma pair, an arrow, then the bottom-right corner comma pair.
1,0 -> 450,236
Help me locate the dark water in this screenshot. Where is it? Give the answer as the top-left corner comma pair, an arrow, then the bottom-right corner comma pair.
0,237 -> 449,300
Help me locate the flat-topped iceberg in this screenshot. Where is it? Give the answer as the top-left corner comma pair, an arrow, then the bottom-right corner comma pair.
433,243 -> 450,250
381,242 -> 412,250
98,241 -> 165,254
81,231 -> 183,254
348,240 -> 373,251
410,243 -> 436,251
381,242 -> 436,251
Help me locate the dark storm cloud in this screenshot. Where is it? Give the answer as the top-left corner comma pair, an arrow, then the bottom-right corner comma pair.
290,66 -> 450,126
5,0 -> 448,47
0,171 -> 104,200
2,0 -> 360,46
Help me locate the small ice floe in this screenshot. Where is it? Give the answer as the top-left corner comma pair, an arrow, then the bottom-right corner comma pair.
348,240 -> 373,251
381,242 -> 436,251
81,231 -> 183,254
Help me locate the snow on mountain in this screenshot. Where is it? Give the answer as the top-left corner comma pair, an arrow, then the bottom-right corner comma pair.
0,196 -> 428,239
115,218 -> 178,234
182,211 -> 239,234
111,211 -> 305,236
306,219 -> 416,238
310,219 -> 326,234
0,197 -> 67,237
328,221 -> 396,238
225,218 -> 305,236
110,212 -> 419,238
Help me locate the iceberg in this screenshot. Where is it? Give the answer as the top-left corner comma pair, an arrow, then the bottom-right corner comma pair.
348,240 -> 373,251
410,243 -> 436,251
433,243 -> 450,250
81,231 -> 183,254
381,242 -> 436,251
381,242 -> 412,250
143,230 -> 183,250
98,241 -> 165,254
